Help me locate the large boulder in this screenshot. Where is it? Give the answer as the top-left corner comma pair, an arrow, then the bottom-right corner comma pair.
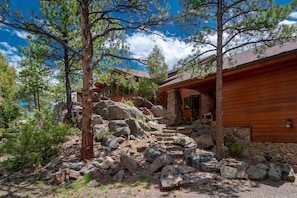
247,163 -> 269,180
125,118 -> 146,138
219,158 -> 248,179
93,114 -> 103,125
173,133 -> 196,147
194,134 -> 215,149
102,135 -> 125,150
268,163 -> 282,181
93,124 -> 109,142
151,105 -> 167,117
132,96 -> 153,109
120,154 -> 139,172
220,166 -> 248,179
144,141 -> 167,163
93,100 -> 116,115
72,105 -> 83,129
150,153 -> 174,174
108,120 -> 130,138
160,165 -> 183,190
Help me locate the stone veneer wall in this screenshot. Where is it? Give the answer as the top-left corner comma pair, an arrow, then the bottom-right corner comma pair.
166,89 -> 182,125
224,127 -> 297,172
189,121 -> 297,172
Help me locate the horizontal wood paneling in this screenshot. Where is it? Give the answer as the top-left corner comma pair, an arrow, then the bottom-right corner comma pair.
223,58 -> 297,142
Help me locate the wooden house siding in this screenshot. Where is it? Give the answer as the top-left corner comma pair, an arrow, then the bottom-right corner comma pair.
223,58 -> 297,142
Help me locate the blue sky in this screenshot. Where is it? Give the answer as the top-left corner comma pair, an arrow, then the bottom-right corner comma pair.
0,0 -> 296,71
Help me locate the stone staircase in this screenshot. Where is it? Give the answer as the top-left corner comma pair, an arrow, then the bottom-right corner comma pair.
149,126 -> 194,162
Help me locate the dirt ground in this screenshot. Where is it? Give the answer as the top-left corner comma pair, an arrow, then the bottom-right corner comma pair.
1,136 -> 297,198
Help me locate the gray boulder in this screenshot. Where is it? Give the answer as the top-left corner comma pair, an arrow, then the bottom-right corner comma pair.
173,133 -> 196,147
220,165 -> 248,179
150,153 -> 174,174
151,105 -> 167,117
194,134 -> 215,149
125,118 -> 146,138
93,114 -> 103,125
132,96 -> 153,109
102,135 -> 124,150
120,154 -> 139,172
93,100 -> 116,115
268,163 -> 282,181
160,165 -> 183,190
72,105 -> 83,129
219,158 -> 249,170
184,147 -> 201,169
179,172 -> 217,187
281,163 -> 296,182
93,124 -> 108,142
247,163 -> 269,180
144,141 -> 167,163
60,162 -> 84,171
80,163 -> 97,175
108,120 -> 130,138
201,158 -> 219,172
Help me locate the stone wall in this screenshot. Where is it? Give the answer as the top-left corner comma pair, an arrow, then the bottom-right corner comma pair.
191,120 -> 297,172
225,127 -> 297,172
166,89 -> 182,125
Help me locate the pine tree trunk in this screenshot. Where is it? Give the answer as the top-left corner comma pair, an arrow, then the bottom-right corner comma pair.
215,0 -> 225,161
79,1 -> 94,160
63,37 -> 73,124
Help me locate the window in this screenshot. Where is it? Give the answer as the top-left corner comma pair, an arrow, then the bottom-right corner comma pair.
184,97 -> 191,110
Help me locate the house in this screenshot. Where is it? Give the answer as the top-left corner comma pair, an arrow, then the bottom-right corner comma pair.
77,68 -> 150,102
101,68 -> 150,102
159,42 -> 297,143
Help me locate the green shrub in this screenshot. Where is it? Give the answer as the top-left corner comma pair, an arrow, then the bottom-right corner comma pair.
121,98 -> 134,107
225,142 -> 244,157
0,110 -> 73,171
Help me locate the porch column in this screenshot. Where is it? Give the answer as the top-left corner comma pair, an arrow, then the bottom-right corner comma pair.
166,89 -> 182,125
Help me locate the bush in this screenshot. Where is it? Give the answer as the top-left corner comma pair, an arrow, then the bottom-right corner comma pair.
225,142 -> 244,157
0,110 -> 73,171
121,98 -> 134,107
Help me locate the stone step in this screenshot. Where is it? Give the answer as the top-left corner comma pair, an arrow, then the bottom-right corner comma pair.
156,137 -> 174,142
158,140 -> 175,145
150,132 -> 176,137
162,144 -> 184,151
162,129 -> 177,133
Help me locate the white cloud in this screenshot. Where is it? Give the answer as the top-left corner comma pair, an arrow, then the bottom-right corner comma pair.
126,31 -> 194,70
289,11 -> 297,19
279,19 -> 297,26
0,42 -> 23,68
13,30 -> 30,40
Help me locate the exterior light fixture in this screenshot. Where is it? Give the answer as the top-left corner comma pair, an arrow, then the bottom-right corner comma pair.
286,119 -> 292,128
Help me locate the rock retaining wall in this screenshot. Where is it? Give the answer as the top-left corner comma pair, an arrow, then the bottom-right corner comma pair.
224,127 -> 297,172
